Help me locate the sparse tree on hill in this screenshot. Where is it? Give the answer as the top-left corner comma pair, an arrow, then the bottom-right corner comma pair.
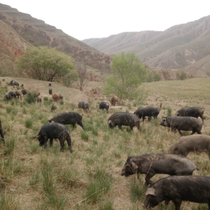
177,71 -> 187,80
16,46 -> 78,84
103,52 -> 146,101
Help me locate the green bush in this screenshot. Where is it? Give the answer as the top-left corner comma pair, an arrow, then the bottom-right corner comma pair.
25,118 -> 33,128
29,171 -> 41,187
177,71 -> 187,80
84,168 -> 113,204
130,179 -> 145,202
99,200 -> 114,210
24,92 -> 37,104
0,193 -> 21,210
81,131 -> 89,141
44,97 -> 48,101
167,107 -> 172,116
4,140 -> 15,156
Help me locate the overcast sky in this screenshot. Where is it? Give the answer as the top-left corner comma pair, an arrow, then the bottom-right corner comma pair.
1,0 -> 210,40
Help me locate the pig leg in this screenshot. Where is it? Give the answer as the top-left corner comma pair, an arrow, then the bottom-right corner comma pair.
208,201 -> 210,210
165,200 -> 170,206
171,127 -> 177,133
172,198 -> 182,210
43,136 -> 48,149
118,125 -> 123,130
66,135 -> 73,153
129,125 -> 134,131
178,129 -> 183,135
196,129 -> 202,134
145,170 -> 156,185
0,130 -> 5,144
72,123 -> 77,130
59,138 -> 65,152
190,129 -> 196,135
136,122 -> 141,131
49,138 -> 53,147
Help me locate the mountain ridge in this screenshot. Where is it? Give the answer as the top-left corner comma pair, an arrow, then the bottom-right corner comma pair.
83,15 -> 210,76
0,3 -> 111,75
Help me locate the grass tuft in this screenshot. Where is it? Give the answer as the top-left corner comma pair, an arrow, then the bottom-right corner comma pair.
84,168 -> 113,204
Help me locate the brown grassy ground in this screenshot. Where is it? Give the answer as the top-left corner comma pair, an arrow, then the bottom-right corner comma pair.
0,77 -> 210,210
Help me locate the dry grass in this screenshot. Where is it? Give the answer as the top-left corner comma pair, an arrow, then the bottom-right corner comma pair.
0,77 -> 210,210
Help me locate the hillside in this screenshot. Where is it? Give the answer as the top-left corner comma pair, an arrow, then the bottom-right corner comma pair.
83,16 -> 210,76
1,76 -> 210,209
0,3 -> 111,76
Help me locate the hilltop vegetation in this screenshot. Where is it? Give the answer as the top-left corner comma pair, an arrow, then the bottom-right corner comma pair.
1,3 -> 210,80
0,77 -> 210,209
0,3 -> 111,76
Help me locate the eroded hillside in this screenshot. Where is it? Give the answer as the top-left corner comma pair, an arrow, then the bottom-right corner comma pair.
83,16 -> 210,76
0,3 -> 111,75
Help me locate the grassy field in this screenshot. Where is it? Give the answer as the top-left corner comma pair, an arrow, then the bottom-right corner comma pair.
0,77 -> 210,210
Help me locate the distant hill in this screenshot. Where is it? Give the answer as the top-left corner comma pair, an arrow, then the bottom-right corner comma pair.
83,16 -> 210,76
0,3 -> 111,76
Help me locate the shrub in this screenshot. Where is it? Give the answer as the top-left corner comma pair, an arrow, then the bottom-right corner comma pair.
24,92 -> 37,104
130,179 -> 145,202
6,106 -> 12,114
44,97 -> 48,101
29,171 -> 41,187
81,131 -> 89,141
25,118 -> 33,128
167,107 -> 172,116
177,71 -> 187,80
44,99 -> 53,106
4,139 -> 15,156
57,167 -> 80,188
99,200 -> 114,210
84,168 -> 113,204
0,193 -> 20,210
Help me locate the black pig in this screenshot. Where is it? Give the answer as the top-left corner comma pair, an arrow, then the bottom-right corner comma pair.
21,89 -> 27,95
108,112 -> 140,131
144,176 -> 210,210
176,106 -> 205,123
78,101 -> 89,112
49,112 -> 84,130
169,134 -> 210,158
0,120 -> 5,144
35,122 -> 72,153
121,154 -> 198,185
134,103 -> 162,121
99,101 -> 109,113
160,116 -> 202,135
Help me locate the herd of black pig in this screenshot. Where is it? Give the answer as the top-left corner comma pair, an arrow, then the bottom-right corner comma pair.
2,80 -> 210,209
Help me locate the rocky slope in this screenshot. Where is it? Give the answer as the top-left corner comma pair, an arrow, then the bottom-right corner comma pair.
0,3 -> 111,75
83,16 -> 210,76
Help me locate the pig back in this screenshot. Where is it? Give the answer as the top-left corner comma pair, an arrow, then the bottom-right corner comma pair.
142,154 -> 197,175
168,116 -> 202,130
149,176 -> 210,203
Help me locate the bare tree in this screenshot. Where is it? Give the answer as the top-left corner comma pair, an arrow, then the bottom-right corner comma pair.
76,61 -> 88,91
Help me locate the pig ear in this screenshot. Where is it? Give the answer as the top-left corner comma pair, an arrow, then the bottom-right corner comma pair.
146,188 -> 156,196
131,161 -> 138,171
